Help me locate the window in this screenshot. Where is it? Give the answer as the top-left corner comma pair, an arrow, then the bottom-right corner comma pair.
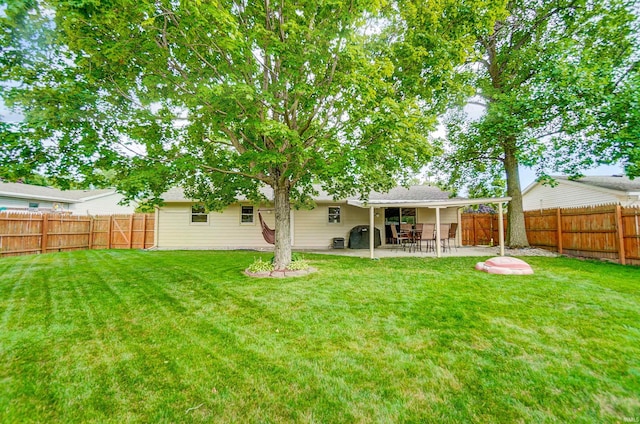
328,206 -> 341,223
241,205 -> 254,224
28,202 -> 39,209
191,204 -> 208,223
400,208 -> 416,225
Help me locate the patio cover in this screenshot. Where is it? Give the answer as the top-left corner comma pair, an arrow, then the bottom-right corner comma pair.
346,196 -> 512,259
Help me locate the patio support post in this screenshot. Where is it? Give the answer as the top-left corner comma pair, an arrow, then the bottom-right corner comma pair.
498,202 -> 505,256
369,206 -> 375,260
435,207 -> 442,258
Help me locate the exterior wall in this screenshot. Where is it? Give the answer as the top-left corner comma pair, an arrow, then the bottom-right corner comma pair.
156,203 -> 274,249
0,196 -> 70,211
69,193 -> 136,215
522,183 -> 624,211
416,207 -> 459,224
156,202 -> 464,250
293,203 -> 379,249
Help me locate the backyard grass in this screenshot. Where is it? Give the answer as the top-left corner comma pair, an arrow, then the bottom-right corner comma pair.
0,250 -> 639,423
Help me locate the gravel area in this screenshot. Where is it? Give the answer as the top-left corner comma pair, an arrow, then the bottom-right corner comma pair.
502,247 -> 559,257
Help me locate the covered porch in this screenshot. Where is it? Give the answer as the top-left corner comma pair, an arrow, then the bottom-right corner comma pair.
346,196 -> 512,260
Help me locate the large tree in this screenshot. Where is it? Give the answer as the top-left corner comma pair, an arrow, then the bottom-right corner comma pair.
433,0 -> 640,247
1,0 -> 502,268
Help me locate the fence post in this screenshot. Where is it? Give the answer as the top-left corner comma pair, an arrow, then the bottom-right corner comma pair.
41,214 -> 49,254
107,216 -> 113,249
88,217 -> 94,250
128,214 -> 134,249
616,205 -> 626,265
556,208 -> 563,255
142,214 -> 147,248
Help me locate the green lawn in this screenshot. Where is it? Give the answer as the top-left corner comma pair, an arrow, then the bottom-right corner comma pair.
1,250 -> 639,423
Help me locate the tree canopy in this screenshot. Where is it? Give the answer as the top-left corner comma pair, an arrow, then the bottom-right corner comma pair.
433,0 -> 640,247
1,0 -> 504,268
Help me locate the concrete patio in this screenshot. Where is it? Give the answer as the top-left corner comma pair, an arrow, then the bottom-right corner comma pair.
305,245 -> 558,259
307,245 -> 501,258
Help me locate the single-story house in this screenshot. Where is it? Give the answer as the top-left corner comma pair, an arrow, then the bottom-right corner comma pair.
0,182 -> 136,215
154,185 -> 511,258
522,175 -> 640,211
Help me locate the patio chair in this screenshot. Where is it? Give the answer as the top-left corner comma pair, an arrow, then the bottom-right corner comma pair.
390,224 -> 411,250
417,223 -> 436,252
447,222 -> 458,251
439,224 -> 450,252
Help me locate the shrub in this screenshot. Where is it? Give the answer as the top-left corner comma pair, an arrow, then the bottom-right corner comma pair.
247,258 -> 274,273
286,259 -> 310,271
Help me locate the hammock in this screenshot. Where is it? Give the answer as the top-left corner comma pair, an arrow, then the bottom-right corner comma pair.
258,212 -> 275,245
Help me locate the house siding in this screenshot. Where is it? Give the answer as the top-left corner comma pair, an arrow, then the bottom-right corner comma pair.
156,202 -> 464,250
522,183 -> 625,211
69,193 -> 136,215
0,196 -> 70,211
156,203 -> 274,249
293,203 -> 379,249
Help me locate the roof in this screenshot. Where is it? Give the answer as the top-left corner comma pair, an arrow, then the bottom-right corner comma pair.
0,182 -> 118,203
160,184 -> 511,208
522,175 -> 640,196
556,175 -> 640,193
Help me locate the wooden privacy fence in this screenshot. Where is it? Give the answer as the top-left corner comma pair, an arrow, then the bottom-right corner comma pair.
462,204 -> 640,266
461,213 -> 506,246
0,212 -> 155,257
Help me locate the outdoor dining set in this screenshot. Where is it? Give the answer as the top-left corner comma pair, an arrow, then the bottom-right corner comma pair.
390,222 -> 458,253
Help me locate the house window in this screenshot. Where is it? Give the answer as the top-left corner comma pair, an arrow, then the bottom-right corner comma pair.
400,208 -> 416,225
29,202 -> 39,209
328,206 -> 341,223
191,204 -> 208,223
241,205 -> 254,224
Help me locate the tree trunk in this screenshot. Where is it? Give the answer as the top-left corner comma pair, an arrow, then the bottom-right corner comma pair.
504,143 -> 530,248
272,181 -> 292,270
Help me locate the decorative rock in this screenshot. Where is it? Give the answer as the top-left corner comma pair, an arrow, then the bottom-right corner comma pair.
475,256 -> 534,275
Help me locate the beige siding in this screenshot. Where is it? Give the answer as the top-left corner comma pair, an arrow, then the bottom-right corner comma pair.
70,193 -> 136,215
522,183 -> 623,211
156,202 -> 465,250
293,203 -> 381,249
416,207 -> 459,224
0,196 -> 70,211
156,203 -> 274,249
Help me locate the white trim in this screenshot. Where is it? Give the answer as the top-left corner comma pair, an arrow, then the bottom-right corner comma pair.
0,191 -> 78,203
347,197 -> 511,209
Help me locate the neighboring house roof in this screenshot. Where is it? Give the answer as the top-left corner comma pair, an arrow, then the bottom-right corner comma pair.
522,175 -> 640,196
555,175 -> 640,194
0,182 -> 118,203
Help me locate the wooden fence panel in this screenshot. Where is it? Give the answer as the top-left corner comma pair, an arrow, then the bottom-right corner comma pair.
559,205 -> 619,262
90,216 -> 112,249
622,207 -> 640,266
461,214 -> 505,246
463,204 -> 640,265
44,214 -> 91,253
525,209 -> 559,250
0,212 -> 44,257
0,212 -> 154,257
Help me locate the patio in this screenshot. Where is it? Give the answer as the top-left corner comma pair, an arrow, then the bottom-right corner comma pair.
306,245 -> 559,259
